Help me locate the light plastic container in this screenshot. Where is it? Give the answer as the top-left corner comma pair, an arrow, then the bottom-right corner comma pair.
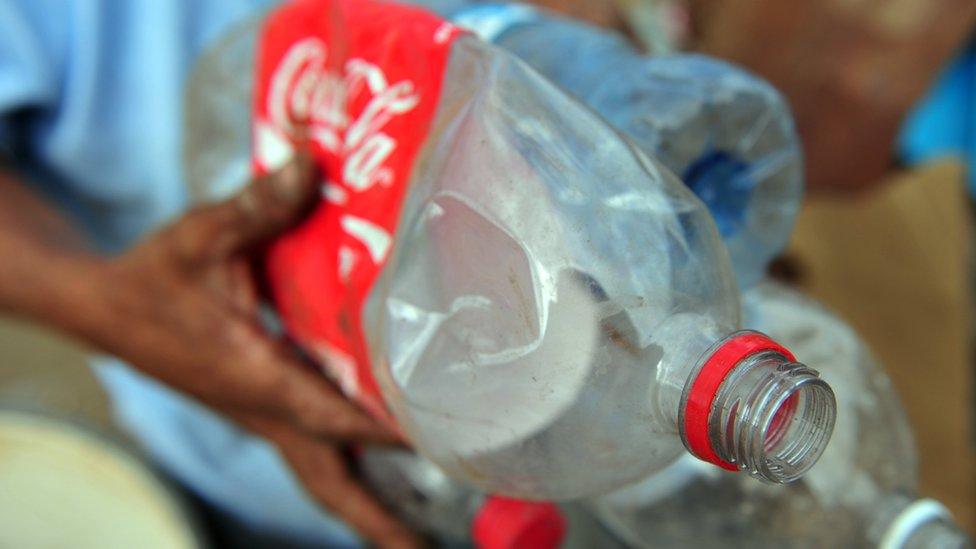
409,0 -> 804,290
593,282 -> 972,548
361,448 -> 640,548
366,38 -> 832,498
184,3 -> 834,499
0,408 -> 203,549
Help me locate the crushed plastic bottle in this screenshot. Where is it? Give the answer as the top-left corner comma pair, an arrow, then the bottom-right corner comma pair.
184,0 -> 834,499
592,281 -> 972,548
407,0 -> 804,290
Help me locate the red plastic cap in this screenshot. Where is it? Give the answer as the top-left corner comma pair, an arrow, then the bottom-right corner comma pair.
472,496 -> 567,549
682,332 -> 795,471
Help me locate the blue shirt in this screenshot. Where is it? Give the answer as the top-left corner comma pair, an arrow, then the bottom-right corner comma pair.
900,37 -> 976,193
0,1 -> 358,545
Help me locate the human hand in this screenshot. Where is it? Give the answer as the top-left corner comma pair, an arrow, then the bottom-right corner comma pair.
78,155 -> 422,548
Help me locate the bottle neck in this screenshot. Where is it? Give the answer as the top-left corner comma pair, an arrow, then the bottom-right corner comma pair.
873,497 -> 972,549
902,519 -> 972,549
677,331 -> 836,483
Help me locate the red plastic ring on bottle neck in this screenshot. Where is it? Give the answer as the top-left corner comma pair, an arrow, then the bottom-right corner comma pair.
682,332 -> 795,471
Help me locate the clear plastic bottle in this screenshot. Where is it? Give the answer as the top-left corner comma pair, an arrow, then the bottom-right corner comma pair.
360,449 -> 568,548
407,0 -> 804,290
184,0 -> 834,499
361,448 -> 637,548
592,281 -> 972,548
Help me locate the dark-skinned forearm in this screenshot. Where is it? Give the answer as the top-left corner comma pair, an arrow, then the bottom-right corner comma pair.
0,168 -> 110,339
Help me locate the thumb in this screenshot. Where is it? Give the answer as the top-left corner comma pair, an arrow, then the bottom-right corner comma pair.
174,153 -> 321,260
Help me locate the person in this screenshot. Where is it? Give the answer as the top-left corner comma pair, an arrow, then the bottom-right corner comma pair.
0,1 -> 422,547
900,38 -> 976,194
689,0 -> 976,193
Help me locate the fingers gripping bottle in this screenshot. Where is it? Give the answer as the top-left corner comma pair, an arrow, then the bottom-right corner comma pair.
593,282 -> 972,548
408,0 -> 804,290
184,0 -> 835,499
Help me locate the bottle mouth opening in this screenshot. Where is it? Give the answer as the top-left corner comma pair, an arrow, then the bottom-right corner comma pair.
679,331 -> 837,483
754,373 -> 835,483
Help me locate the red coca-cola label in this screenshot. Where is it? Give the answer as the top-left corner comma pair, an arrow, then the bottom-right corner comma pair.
253,0 -> 465,422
